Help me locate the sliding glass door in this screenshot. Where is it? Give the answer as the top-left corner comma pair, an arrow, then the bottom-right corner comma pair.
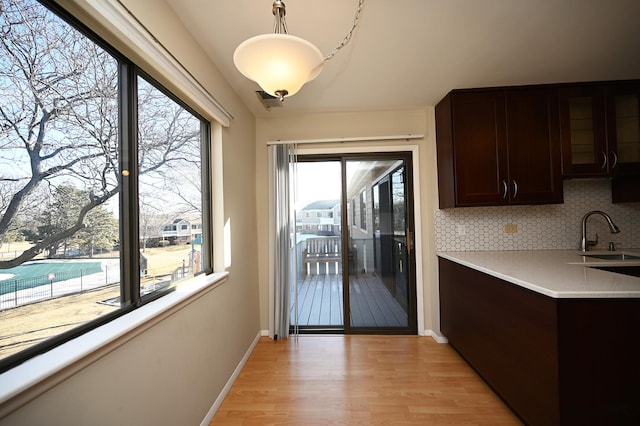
346,157 -> 414,332
290,152 -> 416,334
291,160 -> 344,329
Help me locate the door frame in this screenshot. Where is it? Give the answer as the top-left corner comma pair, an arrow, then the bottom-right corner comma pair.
290,144 -> 425,335
342,153 -> 416,334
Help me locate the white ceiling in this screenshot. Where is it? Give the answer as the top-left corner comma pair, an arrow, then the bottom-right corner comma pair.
165,0 -> 640,118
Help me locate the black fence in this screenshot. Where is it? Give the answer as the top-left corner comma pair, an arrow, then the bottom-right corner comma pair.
0,261 -> 194,311
0,266 -> 116,310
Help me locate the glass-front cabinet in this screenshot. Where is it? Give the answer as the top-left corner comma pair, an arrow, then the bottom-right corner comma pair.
560,81 -> 640,177
607,82 -> 640,175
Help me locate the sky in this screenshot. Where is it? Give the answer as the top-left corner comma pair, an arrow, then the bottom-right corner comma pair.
294,161 -> 342,211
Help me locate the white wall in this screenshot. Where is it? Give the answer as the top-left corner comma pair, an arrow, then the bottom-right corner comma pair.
255,109 -> 442,335
0,1 -> 261,424
254,108 -> 640,341
3,1 -> 636,423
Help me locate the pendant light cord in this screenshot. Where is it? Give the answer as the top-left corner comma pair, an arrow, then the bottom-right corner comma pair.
324,0 -> 365,62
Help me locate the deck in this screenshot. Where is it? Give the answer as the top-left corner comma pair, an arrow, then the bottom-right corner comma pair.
290,272 -> 408,328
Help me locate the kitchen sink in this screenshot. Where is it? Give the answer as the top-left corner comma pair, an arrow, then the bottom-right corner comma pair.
583,253 -> 640,261
576,252 -> 640,278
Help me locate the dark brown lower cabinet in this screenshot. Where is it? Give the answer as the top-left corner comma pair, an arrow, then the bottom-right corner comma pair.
439,258 -> 640,426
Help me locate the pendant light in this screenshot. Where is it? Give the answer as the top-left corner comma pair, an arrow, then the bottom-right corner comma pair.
233,0 -> 364,102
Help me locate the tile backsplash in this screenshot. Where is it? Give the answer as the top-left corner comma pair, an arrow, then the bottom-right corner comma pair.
435,179 -> 640,251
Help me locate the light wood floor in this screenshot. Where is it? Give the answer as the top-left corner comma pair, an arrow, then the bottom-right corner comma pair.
211,335 -> 522,425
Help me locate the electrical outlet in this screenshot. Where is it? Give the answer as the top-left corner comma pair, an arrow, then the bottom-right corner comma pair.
456,225 -> 466,236
504,223 -> 518,234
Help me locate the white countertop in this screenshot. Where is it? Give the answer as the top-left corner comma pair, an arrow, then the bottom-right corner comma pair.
436,249 -> 640,298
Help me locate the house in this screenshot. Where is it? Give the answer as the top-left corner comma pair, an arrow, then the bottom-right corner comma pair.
0,1 -> 639,425
160,218 -> 202,245
296,199 -> 341,235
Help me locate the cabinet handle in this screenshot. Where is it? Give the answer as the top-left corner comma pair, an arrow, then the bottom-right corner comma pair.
502,180 -> 508,199
512,180 -> 518,198
611,151 -> 618,169
601,151 -> 607,169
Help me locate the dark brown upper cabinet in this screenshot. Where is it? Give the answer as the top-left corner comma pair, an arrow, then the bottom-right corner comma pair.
606,81 -> 640,175
560,80 -> 640,177
436,87 -> 563,208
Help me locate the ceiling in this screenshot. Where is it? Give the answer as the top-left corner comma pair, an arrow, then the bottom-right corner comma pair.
165,0 -> 640,118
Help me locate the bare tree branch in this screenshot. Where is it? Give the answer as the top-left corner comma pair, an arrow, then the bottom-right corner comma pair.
0,187 -> 118,268
1,1 -> 203,268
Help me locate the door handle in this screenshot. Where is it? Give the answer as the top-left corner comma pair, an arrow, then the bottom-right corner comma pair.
610,151 -> 618,169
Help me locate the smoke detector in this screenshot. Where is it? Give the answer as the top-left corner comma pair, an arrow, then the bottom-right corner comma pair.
255,90 -> 283,110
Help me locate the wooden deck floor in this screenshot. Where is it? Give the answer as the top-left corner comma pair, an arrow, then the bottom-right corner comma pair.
291,272 -> 408,328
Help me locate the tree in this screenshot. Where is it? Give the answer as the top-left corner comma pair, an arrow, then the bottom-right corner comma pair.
78,205 -> 118,257
139,194 -> 174,252
0,0 -> 203,269
36,185 -> 85,257
0,0 -> 119,267
136,77 -> 202,249
31,184 -> 117,257
137,77 -> 202,218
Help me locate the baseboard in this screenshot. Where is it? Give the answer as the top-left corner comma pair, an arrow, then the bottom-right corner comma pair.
421,329 -> 449,344
200,330 -> 262,426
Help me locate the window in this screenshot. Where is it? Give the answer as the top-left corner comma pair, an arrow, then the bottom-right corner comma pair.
372,185 -> 380,233
0,0 -> 212,372
351,199 -> 356,226
392,167 -> 406,234
359,190 -> 367,230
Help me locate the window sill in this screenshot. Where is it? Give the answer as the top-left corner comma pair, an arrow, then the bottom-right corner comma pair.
0,271 -> 229,415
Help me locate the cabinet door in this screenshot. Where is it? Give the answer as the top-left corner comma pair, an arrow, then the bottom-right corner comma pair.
451,91 -> 508,206
506,88 -> 563,204
606,81 -> 640,176
439,258 -> 560,425
612,176 -> 640,203
559,85 -> 608,177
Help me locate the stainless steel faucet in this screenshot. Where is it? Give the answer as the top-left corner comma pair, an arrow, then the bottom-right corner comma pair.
580,210 -> 620,251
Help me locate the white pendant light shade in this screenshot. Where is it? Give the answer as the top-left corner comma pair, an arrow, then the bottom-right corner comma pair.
233,33 -> 324,98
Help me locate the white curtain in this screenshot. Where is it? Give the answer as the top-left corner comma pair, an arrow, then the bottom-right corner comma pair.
269,144 -> 296,340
